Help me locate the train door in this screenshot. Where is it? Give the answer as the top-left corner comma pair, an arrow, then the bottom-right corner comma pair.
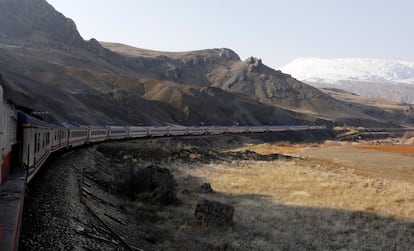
33,130 -> 37,170
16,113 -> 29,173
11,118 -> 20,172
0,104 -> 4,183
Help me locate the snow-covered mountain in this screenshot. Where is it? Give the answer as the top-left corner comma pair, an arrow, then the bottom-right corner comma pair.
279,58 -> 414,104
280,58 -> 414,85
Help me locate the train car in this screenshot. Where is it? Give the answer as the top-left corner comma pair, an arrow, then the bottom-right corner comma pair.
147,126 -> 169,137
168,126 -> 189,136
89,125 -> 109,143
0,85 -> 17,185
50,125 -> 67,152
290,125 -> 311,131
188,126 -> 208,135
128,126 -> 149,138
228,126 -> 249,134
64,123 -> 89,148
268,125 -> 290,132
17,111 -> 52,183
310,125 -> 326,130
248,126 -> 267,133
207,126 -> 228,135
108,126 -> 128,140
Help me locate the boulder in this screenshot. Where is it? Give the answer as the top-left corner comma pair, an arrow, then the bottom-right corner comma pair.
194,199 -> 234,227
197,183 -> 214,193
117,165 -> 178,206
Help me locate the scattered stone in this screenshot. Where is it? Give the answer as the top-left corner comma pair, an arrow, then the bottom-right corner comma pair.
197,183 -> 214,193
194,199 -> 234,227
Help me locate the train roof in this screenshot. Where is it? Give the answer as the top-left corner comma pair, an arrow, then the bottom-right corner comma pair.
17,111 -> 51,128
61,122 -> 89,129
107,125 -> 127,129
87,125 -> 108,129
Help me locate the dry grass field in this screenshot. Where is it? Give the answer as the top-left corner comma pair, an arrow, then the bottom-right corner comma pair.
165,138 -> 414,250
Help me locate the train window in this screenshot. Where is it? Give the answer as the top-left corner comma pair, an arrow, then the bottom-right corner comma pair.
34,133 -> 37,153
71,130 -> 87,138
27,144 -> 30,165
37,133 -> 40,152
111,130 -> 126,134
92,130 -> 107,136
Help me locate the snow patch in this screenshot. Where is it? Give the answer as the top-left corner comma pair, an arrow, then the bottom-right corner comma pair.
279,58 -> 414,85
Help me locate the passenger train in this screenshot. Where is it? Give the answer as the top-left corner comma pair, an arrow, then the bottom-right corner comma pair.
0,84 -> 326,185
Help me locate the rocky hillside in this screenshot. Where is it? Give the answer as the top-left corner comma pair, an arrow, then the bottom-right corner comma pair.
0,0 -> 413,127
0,0 -> 84,46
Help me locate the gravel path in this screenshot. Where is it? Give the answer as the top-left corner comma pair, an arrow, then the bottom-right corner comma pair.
19,150 -> 79,250
18,147 -> 158,251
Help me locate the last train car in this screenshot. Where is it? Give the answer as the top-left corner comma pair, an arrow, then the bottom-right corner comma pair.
17,111 -> 53,182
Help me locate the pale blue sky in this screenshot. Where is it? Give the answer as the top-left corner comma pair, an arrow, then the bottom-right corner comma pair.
46,0 -> 414,68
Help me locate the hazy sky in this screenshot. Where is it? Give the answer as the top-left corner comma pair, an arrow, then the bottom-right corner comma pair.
46,0 -> 414,68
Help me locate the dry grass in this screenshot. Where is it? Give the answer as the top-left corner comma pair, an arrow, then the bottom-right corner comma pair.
183,159 -> 414,220
168,156 -> 414,250
101,42 -> 189,59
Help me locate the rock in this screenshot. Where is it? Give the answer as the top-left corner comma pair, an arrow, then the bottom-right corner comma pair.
194,199 -> 234,227
197,183 -> 214,193
117,165 -> 178,206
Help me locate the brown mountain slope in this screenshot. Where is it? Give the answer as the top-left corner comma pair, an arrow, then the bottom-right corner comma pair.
0,41 -> 310,125
102,42 -> 409,127
101,42 -> 190,59
320,88 -> 414,127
